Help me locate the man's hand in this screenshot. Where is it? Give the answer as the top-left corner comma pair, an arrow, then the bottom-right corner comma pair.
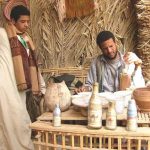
123,52 -> 142,65
5,22 -> 17,38
74,85 -> 91,94
74,86 -> 86,94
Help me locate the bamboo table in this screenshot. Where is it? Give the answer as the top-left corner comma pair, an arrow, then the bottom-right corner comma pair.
32,106 -> 150,149
30,121 -> 150,150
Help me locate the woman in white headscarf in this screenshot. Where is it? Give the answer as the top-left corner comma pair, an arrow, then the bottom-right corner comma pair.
0,27 -> 34,150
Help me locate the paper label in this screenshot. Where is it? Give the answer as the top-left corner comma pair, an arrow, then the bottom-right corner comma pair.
127,118 -> 137,131
88,110 -> 102,127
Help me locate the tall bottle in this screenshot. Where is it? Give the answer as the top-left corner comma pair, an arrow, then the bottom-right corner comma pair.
126,99 -> 137,131
88,82 -> 102,129
53,104 -> 61,127
106,101 -> 117,130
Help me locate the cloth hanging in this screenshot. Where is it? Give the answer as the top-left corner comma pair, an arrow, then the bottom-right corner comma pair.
65,0 -> 95,18
56,0 -> 96,22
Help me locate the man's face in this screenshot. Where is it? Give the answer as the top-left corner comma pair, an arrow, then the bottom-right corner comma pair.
99,38 -> 118,60
12,15 -> 30,33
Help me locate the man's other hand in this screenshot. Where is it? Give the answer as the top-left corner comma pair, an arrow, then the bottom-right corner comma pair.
123,52 -> 142,65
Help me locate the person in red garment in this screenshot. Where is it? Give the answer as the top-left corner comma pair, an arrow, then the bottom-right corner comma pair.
4,0 -> 46,123
5,3 -> 46,104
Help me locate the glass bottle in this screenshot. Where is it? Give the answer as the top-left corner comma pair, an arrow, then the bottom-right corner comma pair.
53,104 -> 61,127
106,101 -> 117,130
120,68 -> 131,90
87,82 -> 102,129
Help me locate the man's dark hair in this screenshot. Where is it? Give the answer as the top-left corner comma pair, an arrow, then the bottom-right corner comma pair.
10,5 -> 30,22
96,31 -> 115,47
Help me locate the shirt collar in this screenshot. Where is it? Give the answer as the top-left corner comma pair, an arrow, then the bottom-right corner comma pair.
100,51 -> 125,68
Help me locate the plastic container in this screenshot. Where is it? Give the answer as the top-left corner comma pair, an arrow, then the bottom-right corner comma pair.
126,99 -> 137,131
114,90 -> 132,107
53,104 -> 61,127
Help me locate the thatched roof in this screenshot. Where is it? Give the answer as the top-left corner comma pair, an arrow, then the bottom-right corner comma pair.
135,0 -> 150,81
29,0 -> 137,68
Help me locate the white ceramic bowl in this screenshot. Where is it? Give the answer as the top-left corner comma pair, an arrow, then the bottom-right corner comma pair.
97,92 -> 113,106
114,90 -> 132,107
71,94 -> 89,108
78,92 -> 92,98
106,95 -> 125,114
71,92 -> 112,108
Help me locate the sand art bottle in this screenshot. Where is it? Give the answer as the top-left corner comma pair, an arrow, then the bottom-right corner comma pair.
106,101 -> 117,130
88,82 -> 102,129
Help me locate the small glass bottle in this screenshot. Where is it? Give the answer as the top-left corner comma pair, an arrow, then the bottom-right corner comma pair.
88,82 -> 102,129
53,104 -> 61,127
106,101 -> 117,130
126,99 -> 137,131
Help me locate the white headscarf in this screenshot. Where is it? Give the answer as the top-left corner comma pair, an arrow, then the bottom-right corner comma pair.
0,27 -> 34,150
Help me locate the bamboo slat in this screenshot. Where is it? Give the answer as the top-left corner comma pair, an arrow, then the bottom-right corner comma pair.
40,67 -> 89,85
